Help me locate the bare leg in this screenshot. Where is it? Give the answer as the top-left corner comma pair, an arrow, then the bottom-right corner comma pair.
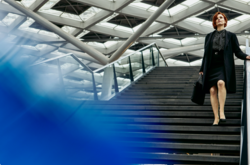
210,86 -> 219,124
217,80 -> 227,119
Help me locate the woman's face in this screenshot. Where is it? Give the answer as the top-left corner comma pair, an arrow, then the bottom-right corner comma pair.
216,14 -> 225,27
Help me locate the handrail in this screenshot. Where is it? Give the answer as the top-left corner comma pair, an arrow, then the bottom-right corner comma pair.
29,53 -> 94,73
240,39 -> 249,165
94,42 -> 167,73
246,56 -> 250,165
30,53 -> 73,67
70,54 -> 93,73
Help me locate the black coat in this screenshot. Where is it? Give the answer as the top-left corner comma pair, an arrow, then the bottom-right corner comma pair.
199,29 -> 248,93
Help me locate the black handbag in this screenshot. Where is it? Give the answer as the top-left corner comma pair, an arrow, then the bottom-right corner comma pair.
191,74 -> 205,105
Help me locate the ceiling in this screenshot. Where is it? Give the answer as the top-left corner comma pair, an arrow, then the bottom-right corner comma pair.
1,0 -> 250,68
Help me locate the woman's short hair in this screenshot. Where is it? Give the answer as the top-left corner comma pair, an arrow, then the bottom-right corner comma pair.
212,12 -> 228,29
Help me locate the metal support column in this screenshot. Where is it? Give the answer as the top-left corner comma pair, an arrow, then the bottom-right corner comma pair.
5,0 -> 108,65
109,0 -> 175,63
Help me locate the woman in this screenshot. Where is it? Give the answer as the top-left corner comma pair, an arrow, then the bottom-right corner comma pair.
199,12 -> 250,125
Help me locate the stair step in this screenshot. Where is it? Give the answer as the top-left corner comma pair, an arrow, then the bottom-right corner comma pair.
126,152 -> 240,164
108,132 -> 240,142
99,117 -> 240,125
83,105 -> 241,111
97,111 -> 240,118
107,124 -> 241,133
122,141 -> 240,153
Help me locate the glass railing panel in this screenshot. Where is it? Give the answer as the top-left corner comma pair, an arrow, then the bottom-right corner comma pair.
113,57 -> 131,92
28,55 -> 96,100
142,47 -> 153,72
93,65 -> 116,100
129,51 -> 143,81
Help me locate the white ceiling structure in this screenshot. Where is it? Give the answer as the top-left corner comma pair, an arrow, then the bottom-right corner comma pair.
1,0 -> 250,69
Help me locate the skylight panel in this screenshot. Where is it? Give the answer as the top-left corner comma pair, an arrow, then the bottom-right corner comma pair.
61,13 -> 81,21
39,30 -> 59,38
201,21 -> 212,27
163,10 -> 170,16
234,15 -> 250,22
21,27 -> 39,33
21,0 -> 36,8
41,9 -> 62,16
185,17 -> 205,24
35,44 -> 48,50
234,0 -> 250,4
169,5 -> 187,16
2,13 -> 19,26
21,45 -> 38,50
97,22 -> 117,29
104,41 -> 119,47
114,25 -> 133,33
19,18 -> 35,29
181,0 -> 201,7
0,21 -> 6,26
227,19 -> 240,27
147,6 -> 158,12
39,0 -> 60,11
87,42 -> 105,48
163,38 -> 181,45
101,13 -> 119,23
79,7 -> 102,22
61,26 -> 77,34
76,30 -> 90,39
128,2 -> 152,10
0,1 -> 9,5
182,38 -> 197,45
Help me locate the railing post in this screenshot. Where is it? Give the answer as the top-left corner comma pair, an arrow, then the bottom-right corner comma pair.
91,73 -> 98,101
151,47 -> 155,66
157,48 -> 160,67
128,56 -> 134,82
113,64 -> 119,93
141,51 -> 146,73
57,59 -> 66,95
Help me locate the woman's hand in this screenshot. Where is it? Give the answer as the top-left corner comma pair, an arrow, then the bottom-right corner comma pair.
199,72 -> 203,75
246,56 -> 250,60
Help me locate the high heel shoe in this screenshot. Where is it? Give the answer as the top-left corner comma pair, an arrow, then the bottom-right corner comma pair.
220,118 -> 226,122
212,120 -> 220,126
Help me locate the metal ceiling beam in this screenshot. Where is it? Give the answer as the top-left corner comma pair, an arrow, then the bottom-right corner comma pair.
219,0 -> 250,15
71,0 -> 134,12
109,0 -> 175,62
5,0 -> 109,65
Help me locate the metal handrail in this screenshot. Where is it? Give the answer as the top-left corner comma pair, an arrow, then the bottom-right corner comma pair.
94,42 -> 167,73
30,53 -> 73,67
29,53 -> 94,74
240,39 -> 249,165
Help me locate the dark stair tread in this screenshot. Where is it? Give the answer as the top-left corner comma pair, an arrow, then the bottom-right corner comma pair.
107,124 -> 241,133
122,141 -> 240,151
127,152 -> 240,163
109,132 -> 240,141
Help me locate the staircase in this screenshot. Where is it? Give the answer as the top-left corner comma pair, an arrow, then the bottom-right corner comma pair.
83,66 -> 243,165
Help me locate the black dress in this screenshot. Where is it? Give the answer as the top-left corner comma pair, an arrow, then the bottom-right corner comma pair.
205,29 -> 226,92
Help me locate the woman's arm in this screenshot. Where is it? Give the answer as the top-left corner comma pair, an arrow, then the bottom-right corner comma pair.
199,34 -> 209,72
232,33 -> 248,60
